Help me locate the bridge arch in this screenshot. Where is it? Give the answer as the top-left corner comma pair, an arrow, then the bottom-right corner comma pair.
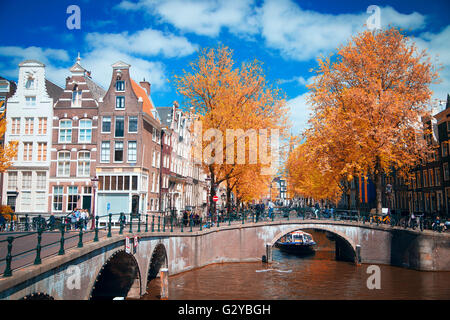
89,249 -> 142,300
147,243 -> 168,284
268,225 -> 357,263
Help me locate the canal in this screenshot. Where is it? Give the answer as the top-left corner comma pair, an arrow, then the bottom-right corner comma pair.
141,230 -> 450,300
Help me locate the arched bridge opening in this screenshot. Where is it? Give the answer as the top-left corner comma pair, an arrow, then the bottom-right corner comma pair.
90,250 -> 141,300
148,243 -> 168,284
269,227 -> 357,264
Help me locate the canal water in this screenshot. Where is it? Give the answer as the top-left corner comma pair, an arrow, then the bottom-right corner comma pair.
141,230 -> 450,300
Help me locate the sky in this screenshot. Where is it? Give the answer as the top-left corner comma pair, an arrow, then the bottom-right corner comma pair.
1,0 -> 449,135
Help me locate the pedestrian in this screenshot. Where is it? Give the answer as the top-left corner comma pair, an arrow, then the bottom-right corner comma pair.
49,214 -> 56,231
268,200 -> 274,219
0,214 -> 5,231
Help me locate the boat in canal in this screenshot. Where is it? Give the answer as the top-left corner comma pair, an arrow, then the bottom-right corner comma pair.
275,231 -> 316,254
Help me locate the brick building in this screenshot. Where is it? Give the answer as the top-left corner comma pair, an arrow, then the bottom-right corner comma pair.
49,55 -> 105,215
96,61 -> 162,222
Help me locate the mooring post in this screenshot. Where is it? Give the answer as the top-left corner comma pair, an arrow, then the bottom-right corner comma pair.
265,243 -> 272,263
160,268 -> 169,300
356,244 -> 362,265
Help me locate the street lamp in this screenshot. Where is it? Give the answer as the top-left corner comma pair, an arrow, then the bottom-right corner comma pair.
91,176 -> 99,230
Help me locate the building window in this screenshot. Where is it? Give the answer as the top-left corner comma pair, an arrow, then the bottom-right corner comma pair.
436,167 -> 441,186
115,96 -> 125,109
25,77 -> 34,89
57,151 -> 71,177
115,117 -> 124,137
67,186 -> 78,211
128,141 -> 137,162
132,176 -> 138,190
72,86 -> 82,107
102,116 -> 111,133
442,141 -> 449,158
36,191 -> 46,212
429,169 -> 434,187
116,80 -> 125,91
24,117 -> 34,134
37,117 -> 47,135
128,116 -> 138,133
59,120 -> 72,143
11,118 -> 20,135
152,127 -> 157,142
114,141 -> 124,162
101,142 -> 110,162
21,191 -> 32,211
25,96 -> 36,106
79,119 -> 92,143
37,142 -> 47,161
444,163 -> 449,181
423,170 -> 428,187
22,171 -> 32,189
23,142 -> 33,161
53,186 -> 63,211
7,172 -> 17,190
77,151 -> 90,177
36,172 -> 46,190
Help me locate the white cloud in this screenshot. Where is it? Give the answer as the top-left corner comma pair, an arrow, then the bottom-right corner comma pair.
118,0 -> 428,62
286,92 -> 312,135
259,0 -> 427,61
414,26 -> 450,104
0,45 -> 168,91
85,28 -> 198,58
116,0 -> 259,37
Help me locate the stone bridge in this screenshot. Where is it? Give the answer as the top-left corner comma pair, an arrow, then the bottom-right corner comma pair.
0,219 -> 449,300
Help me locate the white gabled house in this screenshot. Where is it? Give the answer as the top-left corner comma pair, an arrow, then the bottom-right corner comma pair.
2,60 -> 62,213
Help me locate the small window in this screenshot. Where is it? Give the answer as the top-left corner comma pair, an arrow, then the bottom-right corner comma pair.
25,96 -> 36,106
128,141 -> 137,162
101,141 -> 110,162
114,141 -> 124,162
128,116 -> 138,133
116,96 -> 125,109
25,77 -> 34,89
115,116 -> 124,137
79,119 -> 92,143
102,116 -> 111,133
116,80 -> 125,91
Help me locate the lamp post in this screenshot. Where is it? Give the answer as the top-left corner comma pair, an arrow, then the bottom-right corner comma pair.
91,176 -> 99,230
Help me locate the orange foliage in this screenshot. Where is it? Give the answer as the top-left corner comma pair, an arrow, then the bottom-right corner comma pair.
302,27 -> 439,212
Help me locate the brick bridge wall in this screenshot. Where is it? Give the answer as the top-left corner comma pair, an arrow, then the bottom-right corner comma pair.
0,221 -> 449,300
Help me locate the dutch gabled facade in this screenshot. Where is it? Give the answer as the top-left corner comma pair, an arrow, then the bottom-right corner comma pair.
96,61 -> 162,222
2,60 -> 62,212
49,55 -> 105,215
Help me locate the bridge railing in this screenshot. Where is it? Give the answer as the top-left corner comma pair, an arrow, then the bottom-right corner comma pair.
1,208 -> 448,278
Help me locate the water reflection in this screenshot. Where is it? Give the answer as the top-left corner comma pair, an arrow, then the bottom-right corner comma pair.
141,229 -> 450,300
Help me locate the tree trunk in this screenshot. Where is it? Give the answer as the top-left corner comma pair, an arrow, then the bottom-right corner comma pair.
209,167 -> 217,220
375,158 -> 383,215
226,181 -> 232,214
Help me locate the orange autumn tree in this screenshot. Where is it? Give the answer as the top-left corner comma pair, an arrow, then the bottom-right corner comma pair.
176,46 -> 289,214
0,112 -> 18,172
304,27 -> 439,213
287,142 -> 341,203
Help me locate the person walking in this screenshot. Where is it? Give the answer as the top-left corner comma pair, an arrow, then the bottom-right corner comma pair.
268,200 -> 274,219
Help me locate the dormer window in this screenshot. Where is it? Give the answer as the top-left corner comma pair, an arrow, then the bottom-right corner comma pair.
116,80 -> 125,91
72,84 -> 82,107
25,77 -> 34,89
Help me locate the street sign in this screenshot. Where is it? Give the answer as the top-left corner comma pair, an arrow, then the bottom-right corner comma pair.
213,195 -> 219,202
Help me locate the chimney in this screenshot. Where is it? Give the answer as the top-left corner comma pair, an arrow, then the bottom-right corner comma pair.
140,78 -> 151,96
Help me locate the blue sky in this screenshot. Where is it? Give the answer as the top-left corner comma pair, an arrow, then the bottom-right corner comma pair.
1,0 -> 449,134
